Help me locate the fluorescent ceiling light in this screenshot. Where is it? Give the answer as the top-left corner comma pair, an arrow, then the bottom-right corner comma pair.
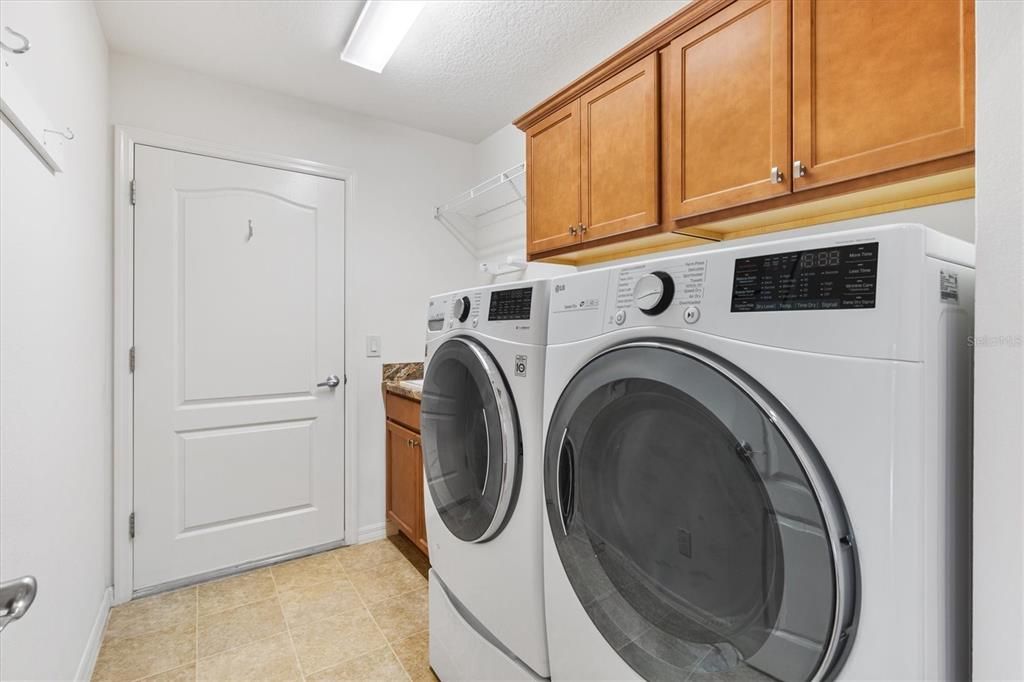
340,0 -> 426,73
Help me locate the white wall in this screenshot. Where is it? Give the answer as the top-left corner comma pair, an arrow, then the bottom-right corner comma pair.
109,54 -> 481,540
973,2 -> 1024,678
0,2 -> 112,680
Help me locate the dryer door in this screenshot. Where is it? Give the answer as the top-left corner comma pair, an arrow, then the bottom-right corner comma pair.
545,341 -> 857,682
421,337 -> 521,543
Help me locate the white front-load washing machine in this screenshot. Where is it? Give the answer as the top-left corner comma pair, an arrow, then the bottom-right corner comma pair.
541,223 -> 974,681
421,280 -> 550,681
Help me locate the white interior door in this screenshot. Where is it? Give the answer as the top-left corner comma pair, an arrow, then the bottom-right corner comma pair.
133,145 -> 346,590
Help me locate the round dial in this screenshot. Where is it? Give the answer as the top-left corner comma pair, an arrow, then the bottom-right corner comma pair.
633,271 -> 675,315
453,296 -> 471,323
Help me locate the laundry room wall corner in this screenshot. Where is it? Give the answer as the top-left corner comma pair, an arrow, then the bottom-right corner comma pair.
972,2 -> 1024,679
0,1 -> 113,679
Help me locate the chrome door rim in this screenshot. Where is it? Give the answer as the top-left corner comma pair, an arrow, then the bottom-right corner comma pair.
548,339 -> 858,681
428,336 -> 521,544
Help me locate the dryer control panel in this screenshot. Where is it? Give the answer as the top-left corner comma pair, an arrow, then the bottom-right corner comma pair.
731,243 -> 879,312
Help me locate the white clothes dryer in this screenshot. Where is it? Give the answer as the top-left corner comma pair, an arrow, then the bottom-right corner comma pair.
541,224 -> 974,681
421,281 -> 551,681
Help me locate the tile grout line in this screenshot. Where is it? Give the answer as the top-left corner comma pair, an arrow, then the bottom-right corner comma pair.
282,547 -> 427,680
350,556 -> 414,682
106,586 -> 200,682
193,586 -> 199,682
114,541 -> 419,682
268,564 -> 308,681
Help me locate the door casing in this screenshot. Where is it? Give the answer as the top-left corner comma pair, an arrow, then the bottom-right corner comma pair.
112,126 -> 357,604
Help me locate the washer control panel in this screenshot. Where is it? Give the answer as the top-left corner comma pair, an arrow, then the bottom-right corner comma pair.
427,282 -> 549,345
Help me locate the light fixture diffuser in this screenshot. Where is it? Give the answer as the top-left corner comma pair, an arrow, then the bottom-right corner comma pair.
340,0 -> 426,73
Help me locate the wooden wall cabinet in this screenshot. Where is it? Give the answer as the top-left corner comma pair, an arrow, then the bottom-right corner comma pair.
665,0 -> 791,219
526,101 -> 581,254
384,393 -> 428,556
515,0 -> 975,265
526,54 -> 659,257
792,0 -> 975,191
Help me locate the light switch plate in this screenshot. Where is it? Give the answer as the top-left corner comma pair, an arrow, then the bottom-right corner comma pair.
366,335 -> 381,358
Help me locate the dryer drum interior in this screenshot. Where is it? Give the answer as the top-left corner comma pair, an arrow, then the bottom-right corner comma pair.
544,341 -> 858,681
422,337 -> 522,544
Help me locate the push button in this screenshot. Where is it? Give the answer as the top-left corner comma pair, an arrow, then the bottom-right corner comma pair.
614,309 -> 627,326
683,306 -> 700,324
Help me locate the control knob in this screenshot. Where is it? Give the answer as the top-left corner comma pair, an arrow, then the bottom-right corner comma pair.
453,296 -> 471,323
633,271 -> 675,315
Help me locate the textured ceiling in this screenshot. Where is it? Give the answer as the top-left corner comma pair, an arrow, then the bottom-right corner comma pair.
95,0 -> 687,142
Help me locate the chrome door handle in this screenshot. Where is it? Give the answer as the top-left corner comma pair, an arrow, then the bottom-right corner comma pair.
317,375 -> 341,389
0,576 -> 37,632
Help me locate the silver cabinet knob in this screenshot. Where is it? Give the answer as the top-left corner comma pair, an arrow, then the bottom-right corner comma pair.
770,166 -> 784,183
317,375 -> 341,389
794,160 -> 807,177
569,224 -> 577,236
0,576 -> 37,632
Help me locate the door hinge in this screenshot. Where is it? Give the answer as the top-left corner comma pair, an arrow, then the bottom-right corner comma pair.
129,346 -> 136,373
129,179 -> 136,206
128,512 -> 136,539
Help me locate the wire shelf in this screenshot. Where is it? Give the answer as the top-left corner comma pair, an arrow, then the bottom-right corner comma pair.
434,163 -> 526,257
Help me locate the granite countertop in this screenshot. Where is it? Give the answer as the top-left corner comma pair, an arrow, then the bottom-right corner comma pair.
382,362 -> 424,401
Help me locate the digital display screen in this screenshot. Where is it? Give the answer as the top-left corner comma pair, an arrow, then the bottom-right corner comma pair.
488,286 -> 533,321
731,242 -> 879,312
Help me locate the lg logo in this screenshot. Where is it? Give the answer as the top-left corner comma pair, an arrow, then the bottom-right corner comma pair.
514,355 -> 528,377
555,283 -> 566,293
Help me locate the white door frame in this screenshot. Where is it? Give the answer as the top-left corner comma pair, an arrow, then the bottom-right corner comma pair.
113,126 -> 358,604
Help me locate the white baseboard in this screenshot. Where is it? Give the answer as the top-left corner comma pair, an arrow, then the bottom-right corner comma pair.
75,586 -> 112,681
357,522 -> 387,544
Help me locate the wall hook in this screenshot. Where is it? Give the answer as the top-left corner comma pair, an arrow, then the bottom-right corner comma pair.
0,27 -> 30,54
43,127 -> 74,141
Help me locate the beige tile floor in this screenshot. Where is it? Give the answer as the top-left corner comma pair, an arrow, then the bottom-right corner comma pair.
93,535 -> 436,682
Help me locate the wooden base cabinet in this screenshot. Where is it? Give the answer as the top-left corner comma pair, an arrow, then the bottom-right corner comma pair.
385,393 -> 428,557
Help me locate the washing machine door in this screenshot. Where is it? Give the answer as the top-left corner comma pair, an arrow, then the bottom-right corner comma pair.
421,337 -> 521,543
545,341 -> 858,682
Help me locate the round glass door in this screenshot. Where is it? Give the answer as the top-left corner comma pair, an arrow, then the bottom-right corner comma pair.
545,341 -> 857,681
421,338 -> 521,543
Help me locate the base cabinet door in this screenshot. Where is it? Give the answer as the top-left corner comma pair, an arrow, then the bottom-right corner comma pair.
526,100 -> 582,255
580,53 -> 660,241
386,420 -> 420,541
666,0 -> 792,219
413,440 -> 429,556
792,0 -> 974,190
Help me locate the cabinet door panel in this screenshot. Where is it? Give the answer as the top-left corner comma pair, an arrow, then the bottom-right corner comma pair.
581,53 -> 659,241
667,0 -> 791,219
526,101 -> 581,254
793,0 -> 974,190
413,442 -> 429,556
386,420 -> 419,540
